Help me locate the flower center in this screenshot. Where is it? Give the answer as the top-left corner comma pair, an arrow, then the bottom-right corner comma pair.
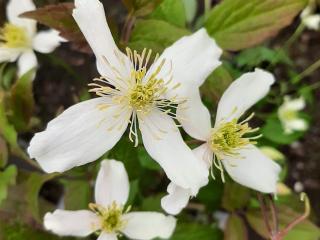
89,202 -> 128,234
280,109 -> 297,121
0,23 -> 29,48
89,48 -> 184,147
209,114 -> 260,159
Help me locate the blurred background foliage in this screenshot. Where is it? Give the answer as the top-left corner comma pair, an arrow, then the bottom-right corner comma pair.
0,0 -> 320,239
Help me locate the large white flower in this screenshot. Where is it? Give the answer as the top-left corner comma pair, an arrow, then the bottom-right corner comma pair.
28,0 -> 222,195
278,96 -> 308,134
162,69 -> 281,215
0,0 -> 64,77
44,160 -> 176,240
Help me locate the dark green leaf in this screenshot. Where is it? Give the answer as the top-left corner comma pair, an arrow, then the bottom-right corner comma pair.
150,0 -> 186,27
170,223 -> 223,240
122,0 -> 164,17
205,0 -> 307,51
0,165 -> 17,206
137,147 -> 161,170
0,137 -> 8,168
222,181 -> 251,211
225,214 -> 248,240
141,193 -> 164,211
129,19 -> 189,53
63,180 -> 92,210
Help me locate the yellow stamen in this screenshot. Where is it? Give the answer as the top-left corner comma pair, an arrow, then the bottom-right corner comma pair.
0,23 -> 29,48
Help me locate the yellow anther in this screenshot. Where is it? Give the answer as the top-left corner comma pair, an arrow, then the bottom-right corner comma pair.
0,23 -> 29,48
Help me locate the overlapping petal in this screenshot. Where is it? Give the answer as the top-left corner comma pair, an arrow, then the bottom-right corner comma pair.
98,232 -> 118,240
7,0 -> 36,36
222,145 -> 281,193
17,50 -> 37,77
215,69 -> 275,124
95,160 -> 129,206
28,97 -> 129,173
72,0 -> 131,78
44,210 -> 100,237
122,212 -> 176,240
139,109 -> 208,195
0,47 -> 21,62
32,30 -> 65,53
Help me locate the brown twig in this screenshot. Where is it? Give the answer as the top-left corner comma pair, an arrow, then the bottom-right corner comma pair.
121,12 -> 136,45
257,193 -> 272,236
268,194 -> 279,235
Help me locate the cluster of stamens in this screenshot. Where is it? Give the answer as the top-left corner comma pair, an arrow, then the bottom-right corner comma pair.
209,113 -> 261,182
89,202 -> 129,234
0,23 -> 29,48
89,47 -> 185,146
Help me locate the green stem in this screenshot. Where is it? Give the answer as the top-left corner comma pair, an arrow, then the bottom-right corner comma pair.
284,23 -> 305,50
204,0 -> 212,20
294,57 -> 320,83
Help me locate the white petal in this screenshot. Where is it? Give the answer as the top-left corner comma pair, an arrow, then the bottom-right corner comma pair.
303,14 -> 320,30
122,212 -> 176,240
28,97 -> 129,173
161,143 -> 212,215
139,109 -> 208,195
44,210 -> 100,237
286,119 -> 308,132
177,90 -> 212,141
146,28 -> 222,93
95,160 -> 129,206
32,30 -> 64,53
161,182 -> 191,215
98,232 -> 118,240
72,0 -> 131,78
17,50 -> 37,77
0,47 -> 21,62
7,0 -> 36,36
215,69 -> 275,124
283,96 -> 306,111
222,145 -> 281,193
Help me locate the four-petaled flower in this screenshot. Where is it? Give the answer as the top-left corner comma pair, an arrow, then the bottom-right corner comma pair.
44,160 -> 176,240
0,0 -> 65,77
28,0 -> 222,196
278,96 -> 308,134
161,69 -> 281,215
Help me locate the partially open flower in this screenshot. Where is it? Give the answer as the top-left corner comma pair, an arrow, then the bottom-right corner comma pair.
162,69 -> 281,215
44,160 -> 176,240
0,0 -> 65,77
278,96 -> 308,134
28,0 -> 222,195
300,4 -> 320,30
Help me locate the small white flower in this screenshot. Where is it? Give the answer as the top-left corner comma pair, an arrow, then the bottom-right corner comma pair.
44,160 -> 176,240
0,0 -> 65,77
300,5 -> 320,30
162,69 -> 281,215
28,0 -> 222,195
278,96 -> 308,134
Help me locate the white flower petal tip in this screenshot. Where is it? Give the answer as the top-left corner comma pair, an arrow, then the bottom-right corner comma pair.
161,183 -> 191,215
223,145 -> 281,193
95,159 -> 129,206
216,68 -> 275,123
123,212 -> 176,240
27,98 -> 128,173
44,210 -> 99,237
33,30 -> 66,54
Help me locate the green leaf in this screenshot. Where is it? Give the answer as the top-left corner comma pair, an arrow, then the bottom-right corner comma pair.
246,206 -> 320,240
24,172 -> 59,222
0,165 -> 17,206
234,47 -> 293,68
225,214 -> 248,240
182,0 -> 198,23
170,223 -> 223,240
261,114 -> 305,145
63,180 -> 92,210
7,69 -> 35,132
150,0 -> 186,27
205,0 -> 307,51
141,193 -> 164,212
201,65 -> 233,103
0,137 -> 8,168
122,0 -> 164,17
137,147 -> 161,170
197,179 -> 224,211
126,179 -> 139,206
129,19 -> 189,53
222,181 -> 251,211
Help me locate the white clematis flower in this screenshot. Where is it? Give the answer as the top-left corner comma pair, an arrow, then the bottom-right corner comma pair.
0,0 -> 65,77
278,96 -> 308,134
44,160 -> 176,240
162,69 -> 281,215
28,0 -> 222,195
300,5 -> 320,30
